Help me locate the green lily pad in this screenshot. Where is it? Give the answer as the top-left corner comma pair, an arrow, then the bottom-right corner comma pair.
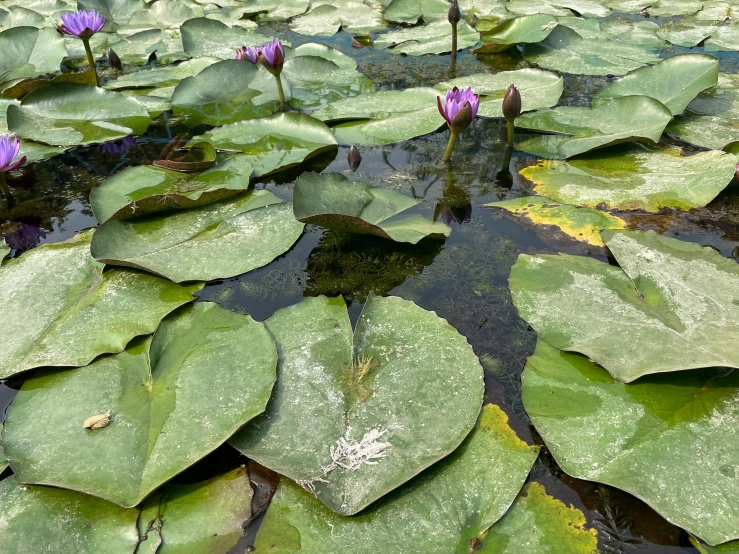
78,0 -> 146,27
656,21 -> 716,48
137,467 -> 253,554
510,230 -> 739,382
516,96 -> 673,159
0,230 -> 200,380
704,24 -> 739,52
90,156 -> 253,223
192,112 -> 338,177
7,83 -> 151,146
648,0 -> 702,16
293,172 -> 451,244
107,29 -> 188,66
600,18 -> 664,48
522,25 -> 661,76
691,538 -> 739,553
593,54 -> 719,116
116,0 -> 204,36
171,59 -> 279,126
105,56 -> 219,91
522,339 -> 739,546
251,403 -> 540,552
383,0 -> 449,24
0,475 -> 139,553
0,27 -> 66,86
0,6 -> 45,29
238,0 -> 310,21
3,302 -> 277,508
90,190 -> 304,283
181,17 -> 272,59
477,14 -> 558,53
665,73 -> 739,150
485,196 -> 625,246
519,145 -> 737,212
231,294 -> 485,515
290,1 -> 386,37
374,19 -> 479,56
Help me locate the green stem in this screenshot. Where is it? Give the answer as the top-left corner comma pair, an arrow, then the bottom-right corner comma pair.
450,22 -> 458,73
274,74 -> 286,112
506,118 -> 515,148
0,173 -> 8,198
82,38 -> 99,87
443,130 -> 458,162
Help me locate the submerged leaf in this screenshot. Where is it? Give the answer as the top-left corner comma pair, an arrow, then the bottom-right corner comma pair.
510,230 -> 739,382
231,294 -> 485,515
3,302 -> 277,507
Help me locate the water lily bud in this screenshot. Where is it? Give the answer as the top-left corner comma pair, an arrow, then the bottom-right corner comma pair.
448,0 -> 461,24
108,48 -> 121,70
450,102 -> 473,133
259,39 -> 285,76
348,145 -> 362,171
502,83 -> 521,120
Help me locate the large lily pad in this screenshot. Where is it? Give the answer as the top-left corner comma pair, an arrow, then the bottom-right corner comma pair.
238,0 -> 310,21
523,25 -> 661,76
105,56 -> 219,91
107,29 -> 188,66
116,0 -> 204,35
7,83 -> 151,146
0,230 -> 200,380
3,302 -> 277,507
519,146 -> 737,212
290,1 -> 386,37
91,190 -> 304,283
171,59 -> 279,126
485,196 -> 625,246
181,17 -> 272,59
0,475 -> 140,553
516,96 -> 673,159
510,230 -> 739,382
0,26 -> 66,85
231,294 -> 485,515
477,14 -> 558,53
293,172 -> 450,244
138,467 -> 253,554
522,339 -> 739,546
382,0 -> 449,24
251,405 -> 548,553
593,54 -> 719,116
90,156 -> 253,223
192,112 -> 338,177
374,19 -> 479,56
665,73 -> 739,150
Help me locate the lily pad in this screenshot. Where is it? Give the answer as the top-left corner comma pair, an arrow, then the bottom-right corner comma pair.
383,0 -> 449,24
192,112 -> 338,177
78,0 -> 146,27
0,230 -> 200,380
117,0 -> 203,35
238,0 -> 310,21
171,59 -> 279,126
290,1 -> 386,37
665,73 -> 739,150
90,156 -> 253,223
593,54 -> 719,116
90,190 -> 304,283
374,19 -> 479,56
692,538 -> 739,554
293,172 -> 450,244
138,467 -> 253,554
509,230 -> 739,382
519,146 -> 737,212
522,339 -> 739,546
181,17 -> 272,59
107,29 -> 188,66
105,56 -> 219,91
523,25 -> 661,76
3,302 -> 277,507
251,404 -> 540,552
0,475 -> 140,553
516,96 -> 673,159
0,6 -> 45,29
485,196 -> 625,246
477,14 -> 558,53
7,83 -> 151,146
0,26 -> 66,86
656,21 -> 716,48
231,294 -> 485,515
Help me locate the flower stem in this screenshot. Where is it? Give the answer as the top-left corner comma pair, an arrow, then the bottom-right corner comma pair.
443,130 -> 458,162
0,174 -> 8,198
450,22 -> 458,73
274,74 -> 286,112
82,38 -> 99,87
506,118 -> 515,148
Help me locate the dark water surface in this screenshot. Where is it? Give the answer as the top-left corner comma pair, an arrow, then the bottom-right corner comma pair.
3,19 -> 738,554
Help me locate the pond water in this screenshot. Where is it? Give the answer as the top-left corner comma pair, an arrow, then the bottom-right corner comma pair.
2,13 -> 738,554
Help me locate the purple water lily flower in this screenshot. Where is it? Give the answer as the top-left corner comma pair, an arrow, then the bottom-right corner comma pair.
236,46 -> 259,64
0,135 -> 26,173
4,223 -> 46,253
57,10 -> 105,38
259,39 -> 285,75
437,87 -> 479,132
